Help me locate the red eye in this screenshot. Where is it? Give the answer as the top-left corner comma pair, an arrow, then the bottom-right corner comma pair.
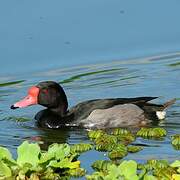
42,89 -> 48,94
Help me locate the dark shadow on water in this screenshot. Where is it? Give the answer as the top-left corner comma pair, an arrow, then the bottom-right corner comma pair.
29,128 -> 71,150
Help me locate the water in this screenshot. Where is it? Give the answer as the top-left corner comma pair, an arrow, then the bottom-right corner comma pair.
0,0 -> 180,176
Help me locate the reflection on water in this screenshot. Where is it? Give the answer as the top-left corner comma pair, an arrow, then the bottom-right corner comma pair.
0,53 -> 180,171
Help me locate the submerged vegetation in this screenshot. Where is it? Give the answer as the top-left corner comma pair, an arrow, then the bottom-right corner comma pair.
0,127 -> 179,179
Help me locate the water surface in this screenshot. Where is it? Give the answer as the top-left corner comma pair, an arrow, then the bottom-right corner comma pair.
0,0 -> 180,176
0,53 -> 180,174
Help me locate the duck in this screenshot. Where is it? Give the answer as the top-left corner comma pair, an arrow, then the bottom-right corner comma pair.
11,81 -> 175,129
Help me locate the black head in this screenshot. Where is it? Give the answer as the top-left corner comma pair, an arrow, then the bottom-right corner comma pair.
37,81 -> 68,114
11,81 -> 68,116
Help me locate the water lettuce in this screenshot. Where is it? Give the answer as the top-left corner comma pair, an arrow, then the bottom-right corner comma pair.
87,160 -> 139,180
171,134 -> 180,150
87,159 -> 180,180
136,127 -> 166,139
0,127 -> 179,179
0,141 -> 86,179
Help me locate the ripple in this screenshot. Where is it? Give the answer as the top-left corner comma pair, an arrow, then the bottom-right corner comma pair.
0,52 -> 180,162
59,68 -> 123,84
0,80 -> 25,87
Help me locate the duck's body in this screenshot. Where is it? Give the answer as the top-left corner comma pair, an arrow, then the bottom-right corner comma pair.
11,81 -> 175,129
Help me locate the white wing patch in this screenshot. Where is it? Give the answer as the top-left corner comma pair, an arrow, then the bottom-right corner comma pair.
156,111 -> 166,120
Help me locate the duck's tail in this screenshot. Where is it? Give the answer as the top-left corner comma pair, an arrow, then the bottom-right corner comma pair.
156,98 -> 176,120
162,98 -> 176,110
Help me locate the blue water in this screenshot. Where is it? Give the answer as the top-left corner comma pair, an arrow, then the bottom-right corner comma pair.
0,0 -> 180,176
1,0 -> 180,76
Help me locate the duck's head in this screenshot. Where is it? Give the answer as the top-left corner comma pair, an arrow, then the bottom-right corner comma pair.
11,81 -> 68,115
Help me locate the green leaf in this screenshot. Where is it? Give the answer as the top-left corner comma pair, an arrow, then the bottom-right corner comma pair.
136,127 -> 166,139
172,174 -> 180,180
49,159 -> 80,169
29,173 -> 40,180
143,174 -> 157,180
108,144 -> 128,160
171,134 -> 180,150
118,160 -> 138,180
0,147 -> 16,167
17,141 -> 40,167
106,164 -> 120,179
47,143 -> 70,160
112,128 -> 131,135
86,171 -> 105,180
39,152 -> 53,164
67,167 -> 86,177
171,161 -> 180,174
127,145 -> 143,153
88,130 -> 106,140
0,161 -> 12,177
70,143 -> 93,153
171,160 -> 180,168
178,168 -> 180,173
0,147 -> 13,161
92,160 -> 114,171
41,167 -> 60,179
19,163 -> 32,174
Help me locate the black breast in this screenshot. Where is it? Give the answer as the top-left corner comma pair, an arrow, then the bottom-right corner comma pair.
35,109 -> 73,128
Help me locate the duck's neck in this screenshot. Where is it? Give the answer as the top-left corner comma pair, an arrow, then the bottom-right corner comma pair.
48,107 -> 63,116
47,98 -> 68,117
44,83 -> 69,117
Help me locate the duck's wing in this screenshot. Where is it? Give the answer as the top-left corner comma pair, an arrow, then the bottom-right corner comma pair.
135,98 -> 176,120
68,96 -> 158,120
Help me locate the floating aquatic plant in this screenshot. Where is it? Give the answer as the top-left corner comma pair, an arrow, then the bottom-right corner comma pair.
1,127 -> 179,179
111,128 -> 131,136
70,143 -> 93,153
127,145 -> 143,153
67,167 -> 86,177
0,141 -> 86,179
112,128 -> 136,144
87,159 -> 180,180
95,143 -> 115,152
88,130 -> 105,140
95,134 -> 117,152
91,160 -> 114,172
94,134 -> 117,145
87,160 -> 139,180
171,160 -> 180,179
154,167 -> 177,180
88,129 -> 135,152
108,144 -> 128,160
148,159 -> 169,169
138,159 -> 180,180
136,127 -> 167,139
116,133 -> 136,145
171,134 -> 180,150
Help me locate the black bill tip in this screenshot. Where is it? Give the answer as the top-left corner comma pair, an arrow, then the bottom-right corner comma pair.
10,105 -> 19,110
